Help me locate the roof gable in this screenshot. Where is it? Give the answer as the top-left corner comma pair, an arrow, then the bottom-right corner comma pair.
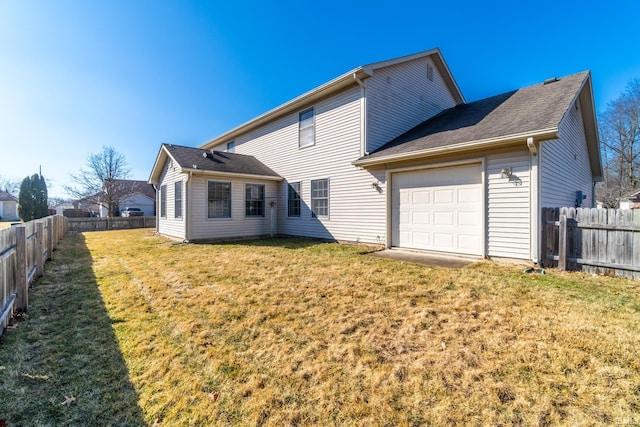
356,71 -> 601,176
199,48 -> 463,150
149,144 -> 282,184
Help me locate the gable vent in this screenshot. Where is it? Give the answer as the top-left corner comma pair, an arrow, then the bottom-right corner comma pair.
427,64 -> 434,81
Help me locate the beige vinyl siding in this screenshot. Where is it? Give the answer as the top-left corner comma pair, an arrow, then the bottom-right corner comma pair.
540,102 -> 594,208
157,161 -> 187,239
213,86 -> 388,244
366,56 -> 458,153
486,150 -> 531,259
189,176 -> 277,240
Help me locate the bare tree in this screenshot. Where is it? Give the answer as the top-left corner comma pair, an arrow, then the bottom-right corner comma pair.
0,175 -> 20,194
598,78 -> 640,207
65,146 -> 131,217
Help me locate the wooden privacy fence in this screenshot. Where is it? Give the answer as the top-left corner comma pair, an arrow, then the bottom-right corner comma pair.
67,216 -> 156,233
542,207 -> 640,279
0,216 -> 68,335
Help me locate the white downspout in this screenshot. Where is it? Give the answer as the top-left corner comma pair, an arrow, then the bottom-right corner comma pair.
185,172 -> 192,242
152,184 -> 159,233
527,136 -> 540,264
353,73 -> 368,156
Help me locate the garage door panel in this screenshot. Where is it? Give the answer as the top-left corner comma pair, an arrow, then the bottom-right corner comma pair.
412,212 -> 430,224
459,211 -> 481,226
412,191 -> 431,204
392,164 -> 483,256
434,211 -> 454,226
434,189 -> 454,204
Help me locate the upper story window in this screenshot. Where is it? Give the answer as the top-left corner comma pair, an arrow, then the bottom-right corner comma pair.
311,178 -> 329,218
245,184 -> 265,217
299,108 -> 315,148
174,181 -> 182,219
208,181 -> 231,218
288,182 -> 301,217
226,141 -> 235,153
160,185 -> 167,218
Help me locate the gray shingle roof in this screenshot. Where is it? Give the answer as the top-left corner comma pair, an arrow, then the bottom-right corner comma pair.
163,144 -> 281,178
0,189 -> 18,202
364,71 -> 589,160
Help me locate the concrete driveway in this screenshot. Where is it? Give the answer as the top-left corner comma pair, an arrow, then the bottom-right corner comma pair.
368,249 -> 478,268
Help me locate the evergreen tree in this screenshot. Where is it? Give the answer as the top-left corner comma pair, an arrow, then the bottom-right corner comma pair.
18,173 -> 49,221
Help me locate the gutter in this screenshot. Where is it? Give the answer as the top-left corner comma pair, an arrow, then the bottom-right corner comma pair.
182,169 -> 284,182
353,128 -> 558,167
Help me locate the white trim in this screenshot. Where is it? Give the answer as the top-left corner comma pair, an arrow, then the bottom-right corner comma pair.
353,129 -> 559,167
386,158 -> 486,256
185,169 -> 283,182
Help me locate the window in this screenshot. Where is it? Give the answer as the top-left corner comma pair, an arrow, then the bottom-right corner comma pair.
311,179 -> 329,218
245,184 -> 265,217
174,181 -> 182,219
288,182 -> 301,217
207,181 -> 231,218
160,185 -> 167,218
299,108 -> 315,148
226,141 -> 235,153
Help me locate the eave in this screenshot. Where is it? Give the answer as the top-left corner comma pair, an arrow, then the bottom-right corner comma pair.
182,168 -> 283,182
353,128 -> 559,167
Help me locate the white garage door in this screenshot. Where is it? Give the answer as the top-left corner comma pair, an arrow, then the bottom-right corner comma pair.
391,163 -> 483,255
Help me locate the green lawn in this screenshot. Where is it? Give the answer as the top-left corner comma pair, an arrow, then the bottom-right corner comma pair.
1,229 -> 639,425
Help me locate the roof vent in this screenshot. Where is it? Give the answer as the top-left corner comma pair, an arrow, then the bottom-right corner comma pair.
543,77 -> 559,85
202,151 -> 213,159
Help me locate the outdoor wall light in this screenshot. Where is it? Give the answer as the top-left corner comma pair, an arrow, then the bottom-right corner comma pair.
500,167 -> 512,178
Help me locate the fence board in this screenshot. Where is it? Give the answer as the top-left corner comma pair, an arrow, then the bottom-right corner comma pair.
0,216 -> 66,336
542,207 -> 640,279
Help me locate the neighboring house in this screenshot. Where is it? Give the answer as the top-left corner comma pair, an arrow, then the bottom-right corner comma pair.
619,190 -> 640,209
149,48 -> 602,264
97,179 -> 156,217
0,189 -> 19,221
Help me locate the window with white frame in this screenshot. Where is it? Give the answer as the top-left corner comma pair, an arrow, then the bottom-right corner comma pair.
288,182 -> 301,217
174,181 -> 182,219
311,179 -> 329,218
226,141 -> 235,153
245,184 -> 265,217
160,184 -> 167,218
299,108 -> 315,148
207,181 -> 231,218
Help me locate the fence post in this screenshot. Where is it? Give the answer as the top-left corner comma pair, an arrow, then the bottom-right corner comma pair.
36,221 -> 44,278
14,225 -> 28,312
47,217 -> 53,261
558,214 -> 567,271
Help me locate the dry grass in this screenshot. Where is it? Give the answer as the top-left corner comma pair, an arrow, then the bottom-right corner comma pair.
0,221 -> 17,229
2,229 -> 640,425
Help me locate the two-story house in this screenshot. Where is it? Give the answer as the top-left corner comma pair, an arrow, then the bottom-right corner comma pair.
149,48 -> 602,263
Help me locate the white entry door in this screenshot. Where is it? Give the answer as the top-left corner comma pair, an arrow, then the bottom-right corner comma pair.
391,163 -> 483,255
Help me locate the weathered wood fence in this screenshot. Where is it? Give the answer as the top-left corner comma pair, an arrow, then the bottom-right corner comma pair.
0,216 -> 67,335
542,207 -> 640,279
67,216 -> 156,232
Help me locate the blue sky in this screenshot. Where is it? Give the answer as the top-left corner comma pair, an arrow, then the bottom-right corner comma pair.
1,0 -> 639,198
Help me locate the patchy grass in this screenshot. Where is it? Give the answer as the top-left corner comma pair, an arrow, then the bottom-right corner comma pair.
1,229 -> 640,425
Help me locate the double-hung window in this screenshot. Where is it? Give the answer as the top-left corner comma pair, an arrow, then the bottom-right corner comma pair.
311,179 -> 329,218
160,184 -> 167,218
245,184 -> 265,217
226,141 -> 235,153
288,182 -> 301,217
299,108 -> 315,148
208,181 -> 231,218
174,181 -> 182,219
